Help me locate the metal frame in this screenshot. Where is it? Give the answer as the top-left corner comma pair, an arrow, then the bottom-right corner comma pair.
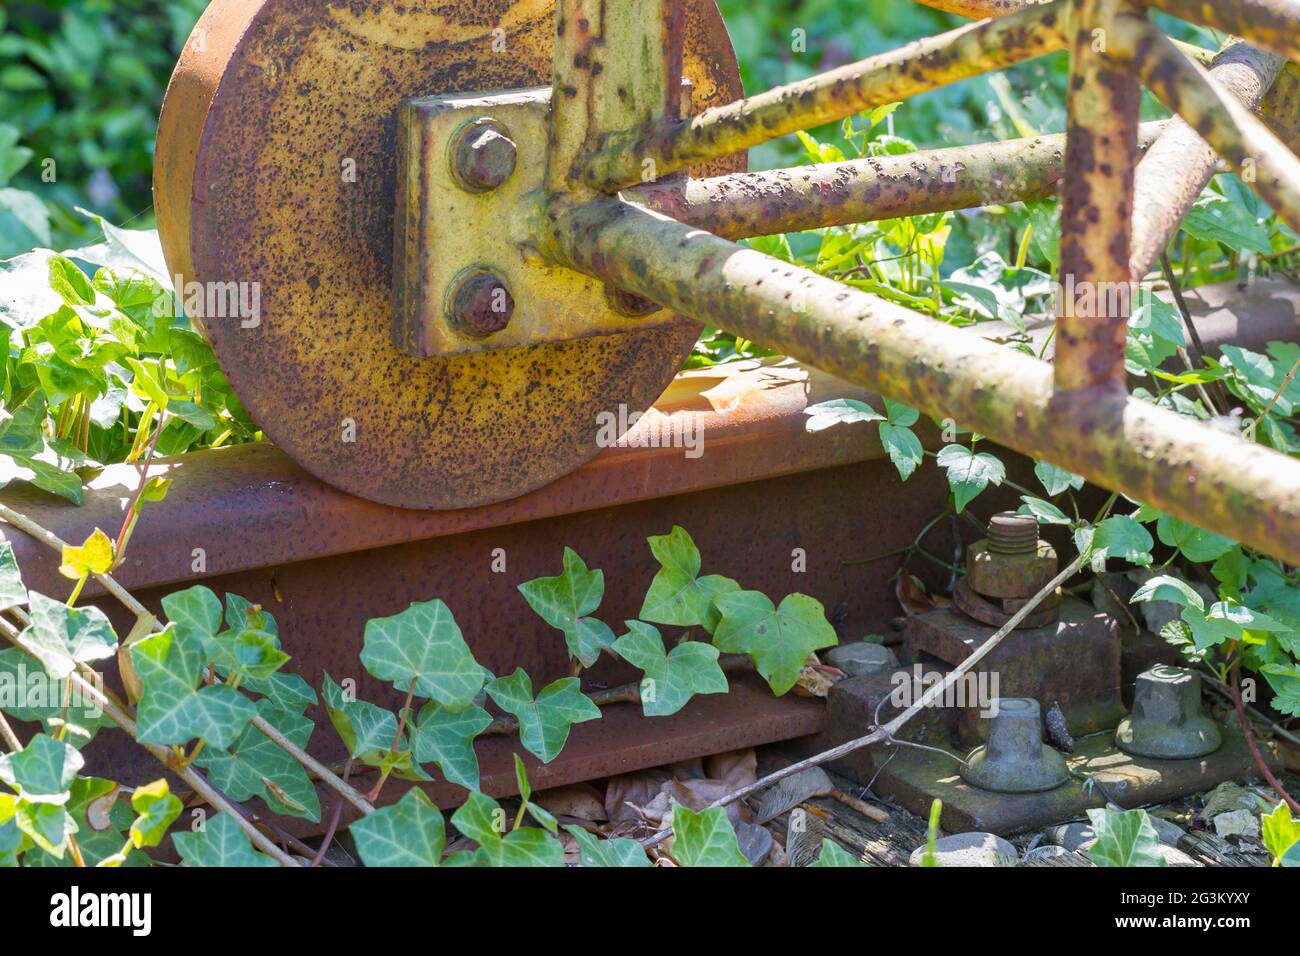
405,0 -> 1300,563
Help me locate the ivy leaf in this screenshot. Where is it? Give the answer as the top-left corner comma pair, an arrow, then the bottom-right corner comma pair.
1090,515 -> 1154,566
810,839 -> 869,867
1262,802 -> 1300,866
196,702 -> 320,822
351,789 -> 447,867
127,779 -> 182,850
803,398 -> 883,432
321,674 -> 400,763
1131,574 -> 1205,612
1155,514 -> 1236,563
0,734 -> 83,803
450,791 -> 563,867
361,599 -> 488,708
485,669 -> 600,764
20,592 -> 117,679
639,526 -> 740,634
0,541 -> 26,611
160,585 -> 223,653
613,621 -> 728,717
411,700 -> 493,791
564,825 -> 651,867
14,801 -> 75,858
513,754 -> 557,833
1034,460 -> 1084,497
131,624 -> 255,749
1086,808 -> 1167,867
1018,495 -> 1070,525
671,803 -> 749,866
209,628 -> 289,683
172,812 -> 278,867
58,529 -> 113,580
518,548 -> 617,666
0,648 -> 115,737
712,591 -> 838,696
936,444 -> 1004,512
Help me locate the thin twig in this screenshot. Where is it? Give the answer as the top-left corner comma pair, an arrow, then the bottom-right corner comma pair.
1249,352 -> 1300,436
641,546 -> 1093,849
1229,662 -> 1299,813
1160,254 -> 1231,415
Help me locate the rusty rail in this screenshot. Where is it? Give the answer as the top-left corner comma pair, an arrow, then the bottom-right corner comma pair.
522,0 -> 1300,563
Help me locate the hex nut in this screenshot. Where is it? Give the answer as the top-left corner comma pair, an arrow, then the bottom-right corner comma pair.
449,270 -> 514,337
451,119 -> 517,193
966,539 -> 1058,599
1115,665 -> 1222,759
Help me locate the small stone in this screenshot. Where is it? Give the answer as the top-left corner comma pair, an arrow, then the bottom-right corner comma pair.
1047,821 -> 1095,852
1212,809 -> 1261,840
825,641 -> 899,677
1024,844 -> 1073,862
736,822 -> 773,867
908,832 -> 1019,867
1149,815 -> 1187,847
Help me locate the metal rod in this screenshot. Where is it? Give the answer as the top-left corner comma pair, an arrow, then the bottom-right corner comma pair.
548,0 -> 682,194
1054,0 -> 1143,393
625,122 -> 1166,239
533,193 -> 1300,565
1147,0 -> 1300,66
1130,40 -> 1282,280
1113,15 -> 1300,237
579,1 -> 1069,190
916,0 -> 1054,15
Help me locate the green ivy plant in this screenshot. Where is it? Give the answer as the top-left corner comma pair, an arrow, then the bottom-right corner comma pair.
0,519 -> 845,867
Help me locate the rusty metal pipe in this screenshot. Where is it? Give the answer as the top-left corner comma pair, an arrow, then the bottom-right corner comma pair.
625,122 -> 1166,239
1147,0 -> 1300,66
1130,41 -> 1283,279
578,1 -> 1069,190
1053,0 -> 1143,393
1113,16 -> 1300,238
534,194 -> 1300,565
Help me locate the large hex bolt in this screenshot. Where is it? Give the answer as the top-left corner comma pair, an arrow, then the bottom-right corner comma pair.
960,698 -> 1069,794
448,270 -> 514,337
450,119 -> 517,193
1115,665 -> 1222,759
966,512 -> 1058,600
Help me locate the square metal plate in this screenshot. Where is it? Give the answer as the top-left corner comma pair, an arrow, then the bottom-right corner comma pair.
393,87 -> 676,356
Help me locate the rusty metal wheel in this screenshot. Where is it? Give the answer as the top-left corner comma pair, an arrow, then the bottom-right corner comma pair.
154,0 -> 742,509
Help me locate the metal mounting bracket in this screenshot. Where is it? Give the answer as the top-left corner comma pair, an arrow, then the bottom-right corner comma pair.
393,87 -> 675,357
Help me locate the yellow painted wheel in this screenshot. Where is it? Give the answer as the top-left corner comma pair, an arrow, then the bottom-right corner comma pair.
155,0 -> 742,508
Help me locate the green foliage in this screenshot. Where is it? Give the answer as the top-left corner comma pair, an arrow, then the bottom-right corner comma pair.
172,813 -> 278,868
712,590 -> 838,695
612,621 -> 728,717
810,839 -> 868,867
639,525 -> 739,633
361,599 -> 489,708
486,669 -> 600,764
1086,808 -> 1168,867
351,790 -> 447,868
1261,802 -> 1300,867
670,803 -> 749,866
451,791 -> 563,867
565,825 -> 652,867
517,548 -> 616,667
936,444 -> 1005,513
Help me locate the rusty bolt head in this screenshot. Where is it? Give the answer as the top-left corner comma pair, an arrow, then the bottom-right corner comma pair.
986,511 -> 1039,555
450,270 -> 514,337
452,119 -> 517,193
966,539 -> 1058,600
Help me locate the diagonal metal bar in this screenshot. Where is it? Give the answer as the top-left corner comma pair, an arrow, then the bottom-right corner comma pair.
1053,0 -> 1142,393
1147,0 -> 1300,65
1112,15 -> 1300,236
577,1 -> 1069,191
1129,40 -> 1282,280
533,194 -> 1300,564
625,122 -> 1166,239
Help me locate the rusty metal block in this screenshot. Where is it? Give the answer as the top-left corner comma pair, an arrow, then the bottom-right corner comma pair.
966,539 -> 1059,599
903,598 -> 1127,744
